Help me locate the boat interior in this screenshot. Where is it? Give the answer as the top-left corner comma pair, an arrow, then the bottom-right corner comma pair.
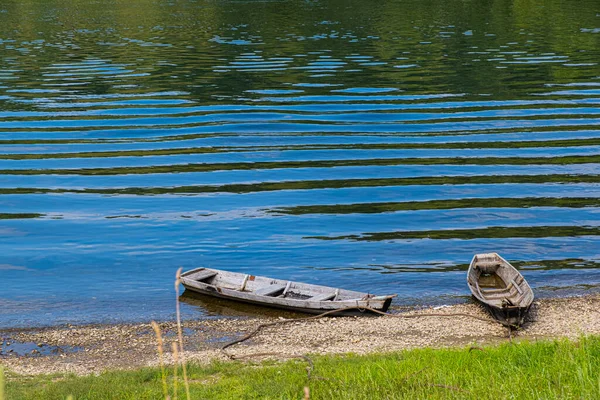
182,268 -> 368,302
470,257 -> 529,308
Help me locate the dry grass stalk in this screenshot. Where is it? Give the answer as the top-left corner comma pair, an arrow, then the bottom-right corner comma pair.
0,367 -> 4,400
175,267 -> 191,400
151,321 -> 170,400
171,342 -> 179,400
303,386 -> 310,400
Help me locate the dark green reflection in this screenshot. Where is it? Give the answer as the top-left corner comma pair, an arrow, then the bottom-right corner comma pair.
331,258 -> 600,273
4,137 -> 600,160
3,154 -> 600,176
0,0 -> 599,101
1,173 -> 600,195
271,197 -> 600,215
0,213 -> 44,219
309,226 -> 600,241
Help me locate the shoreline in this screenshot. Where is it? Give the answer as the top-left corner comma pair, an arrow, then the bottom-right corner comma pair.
2,294 -> 599,376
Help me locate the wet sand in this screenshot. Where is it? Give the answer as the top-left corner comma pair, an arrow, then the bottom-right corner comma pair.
1,295 -> 599,376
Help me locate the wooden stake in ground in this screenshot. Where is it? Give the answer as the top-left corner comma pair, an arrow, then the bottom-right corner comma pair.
151,321 -> 170,400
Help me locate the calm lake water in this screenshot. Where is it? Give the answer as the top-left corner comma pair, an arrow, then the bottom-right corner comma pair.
1,0 -> 600,328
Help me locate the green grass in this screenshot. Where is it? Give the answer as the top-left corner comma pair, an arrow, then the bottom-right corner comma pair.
1,367 -> 5,400
4,336 -> 600,399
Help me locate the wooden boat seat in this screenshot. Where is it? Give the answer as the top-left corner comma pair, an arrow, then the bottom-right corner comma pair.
310,291 -> 338,302
511,279 -> 524,295
475,262 -> 500,274
480,278 -> 523,297
480,287 -> 508,294
482,290 -> 515,300
255,285 -> 286,297
188,270 -> 218,282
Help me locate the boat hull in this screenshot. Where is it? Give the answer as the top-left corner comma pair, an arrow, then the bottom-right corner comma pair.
467,253 -> 534,327
181,268 -> 395,315
479,302 -> 531,327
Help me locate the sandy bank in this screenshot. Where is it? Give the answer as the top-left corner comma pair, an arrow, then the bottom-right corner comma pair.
1,294 -> 599,376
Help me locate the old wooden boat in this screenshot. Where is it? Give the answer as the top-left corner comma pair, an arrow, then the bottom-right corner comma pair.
467,253 -> 534,327
180,267 -> 396,315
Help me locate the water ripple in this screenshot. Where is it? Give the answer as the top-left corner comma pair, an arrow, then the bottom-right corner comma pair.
1,0 -> 599,327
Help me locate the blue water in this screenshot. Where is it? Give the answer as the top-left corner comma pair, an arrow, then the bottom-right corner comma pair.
1,0 -> 600,328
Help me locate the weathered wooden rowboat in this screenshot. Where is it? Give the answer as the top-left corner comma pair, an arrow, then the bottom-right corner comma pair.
180,267 -> 396,315
467,253 -> 534,327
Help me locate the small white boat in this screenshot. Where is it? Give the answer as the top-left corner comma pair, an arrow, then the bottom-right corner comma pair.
467,253 -> 534,327
180,267 -> 396,315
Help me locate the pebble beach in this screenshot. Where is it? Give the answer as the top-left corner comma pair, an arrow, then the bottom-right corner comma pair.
2,294 -> 599,376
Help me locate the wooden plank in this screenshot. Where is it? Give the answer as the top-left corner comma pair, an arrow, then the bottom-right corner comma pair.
476,261 -> 500,268
310,293 -> 336,301
255,285 -> 286,297
482,291 -> 514,300
511,279 -> 524,295
310,289 -> 339,301
481,285 -> 511,294
282,281 -> 292,296
474,281 -> 485,301
239,274 -> 250,291
188,270 -> 218,282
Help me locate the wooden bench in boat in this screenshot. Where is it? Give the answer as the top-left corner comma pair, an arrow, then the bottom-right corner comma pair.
479,277 -> 524,297
475,261 -> 502,273
255,285 -> 286,297
186,270 -> 218,282
481,290 -> 516,300
310,289 -> 340,302
251,282 -> 342,301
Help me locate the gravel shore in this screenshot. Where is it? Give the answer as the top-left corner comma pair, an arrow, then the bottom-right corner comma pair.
2,294 -> 599,376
